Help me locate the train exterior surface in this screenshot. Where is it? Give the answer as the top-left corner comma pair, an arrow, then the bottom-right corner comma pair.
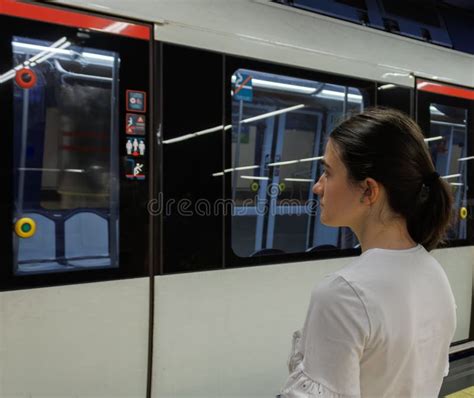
0,0 -> 473,397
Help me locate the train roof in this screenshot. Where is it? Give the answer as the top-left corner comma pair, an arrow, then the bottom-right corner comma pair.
50,0 -> 474,88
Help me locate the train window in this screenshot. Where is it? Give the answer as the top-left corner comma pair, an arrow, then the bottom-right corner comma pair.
416,79 -> 474,246
229,69 -> 366,257
429,103 -> 469,240
12,36 -> 120,274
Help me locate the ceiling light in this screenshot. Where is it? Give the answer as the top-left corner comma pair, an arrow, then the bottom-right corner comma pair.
241,104 -> 305,124
240,176 -> 269,181
458,156 -> 474,162
284,178 -> 314,182
424,136 -> 443,142
441,174 -> 461,180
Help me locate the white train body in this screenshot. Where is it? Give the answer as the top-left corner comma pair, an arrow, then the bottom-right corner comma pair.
0,1 -> 473,397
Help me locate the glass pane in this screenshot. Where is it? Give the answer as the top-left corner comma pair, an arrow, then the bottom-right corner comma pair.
230,69 -> 365,257
429,103 -> 469,240
11,36 -> 120,274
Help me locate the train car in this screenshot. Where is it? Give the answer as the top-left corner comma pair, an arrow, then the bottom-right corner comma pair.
0,0 -> 473,396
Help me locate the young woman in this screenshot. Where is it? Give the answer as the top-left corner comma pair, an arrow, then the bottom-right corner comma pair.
279,108 -> 457,397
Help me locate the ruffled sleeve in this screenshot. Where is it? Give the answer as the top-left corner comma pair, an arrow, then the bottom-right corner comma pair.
278,275 -> 370,398
279,363 -> 353,398
288,329 -> 304,373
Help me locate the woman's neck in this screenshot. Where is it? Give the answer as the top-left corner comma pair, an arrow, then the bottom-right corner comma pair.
353,216 -> 417,253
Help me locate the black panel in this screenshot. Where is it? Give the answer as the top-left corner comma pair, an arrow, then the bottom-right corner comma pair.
0,13 -> 151,290
381,0 -> 442,27
153,41 -> 163,275
440,4 -> 474,54
376,84 -> 413,116
442,0 -> 474,11
335,0 -> 367,10
161,43 -> 223,273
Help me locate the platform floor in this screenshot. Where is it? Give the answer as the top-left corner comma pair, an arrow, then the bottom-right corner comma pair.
441,355 -> 474,397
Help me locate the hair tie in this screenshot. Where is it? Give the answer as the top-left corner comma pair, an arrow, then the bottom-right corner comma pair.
423,171 -> 440,186
419,171 -> 439,202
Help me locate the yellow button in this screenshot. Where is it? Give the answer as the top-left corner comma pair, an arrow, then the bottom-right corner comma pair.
15,218 -> 36,238
460,207 -> 468,220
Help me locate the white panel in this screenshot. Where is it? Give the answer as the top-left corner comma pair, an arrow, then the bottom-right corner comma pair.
0,278 -> 149,398
431,246 -> 473,342
50,0 -> 474,88
153,247 -> 472,398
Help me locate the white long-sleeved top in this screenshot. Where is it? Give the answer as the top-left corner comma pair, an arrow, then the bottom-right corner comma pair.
279,244 -> 457,398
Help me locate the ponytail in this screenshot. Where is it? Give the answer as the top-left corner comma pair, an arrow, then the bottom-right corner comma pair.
407,173 -> 454,251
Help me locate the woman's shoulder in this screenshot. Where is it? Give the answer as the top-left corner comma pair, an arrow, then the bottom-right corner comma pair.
336,244 -> 434,278
308,273 -> 372,340
310,273 -> 365,309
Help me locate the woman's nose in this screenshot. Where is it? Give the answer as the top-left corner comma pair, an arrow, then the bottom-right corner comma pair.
312,176 -> 323,195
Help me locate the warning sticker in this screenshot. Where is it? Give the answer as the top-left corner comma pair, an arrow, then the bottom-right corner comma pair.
125,158 -> 146,180
126,113 -> 146,135
126,90 -> 146,113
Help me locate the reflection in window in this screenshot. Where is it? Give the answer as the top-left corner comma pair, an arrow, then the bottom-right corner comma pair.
229,69 -> 366,257
11,36 -> 120,274
429,103 -> 469,240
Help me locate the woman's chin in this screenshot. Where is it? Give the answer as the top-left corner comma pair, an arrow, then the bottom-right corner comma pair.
320,213 -> 338,227
319,213 -> 330,226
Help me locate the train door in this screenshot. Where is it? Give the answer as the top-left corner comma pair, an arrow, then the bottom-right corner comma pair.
416,78 -> 474,243
416,78 -> 474,350
0,1 -> 152,396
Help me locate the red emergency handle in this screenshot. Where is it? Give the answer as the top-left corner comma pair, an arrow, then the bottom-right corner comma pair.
15,68 -> 37,89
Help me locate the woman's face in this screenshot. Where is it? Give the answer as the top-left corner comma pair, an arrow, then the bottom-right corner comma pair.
312,139 -> 364,228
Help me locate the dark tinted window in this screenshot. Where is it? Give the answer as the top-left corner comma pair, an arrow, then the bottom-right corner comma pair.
11,36 -> 120,275
228,69 -> 368,258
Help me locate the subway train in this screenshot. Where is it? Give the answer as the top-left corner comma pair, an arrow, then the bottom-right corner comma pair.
0,0 -> 473,397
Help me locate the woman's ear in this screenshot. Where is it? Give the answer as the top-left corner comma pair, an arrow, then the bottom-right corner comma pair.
360,178 -> 380,205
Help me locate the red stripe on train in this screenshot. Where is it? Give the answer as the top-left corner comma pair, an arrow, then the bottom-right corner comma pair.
0,0 -> 150,40
417,80 -> 474,100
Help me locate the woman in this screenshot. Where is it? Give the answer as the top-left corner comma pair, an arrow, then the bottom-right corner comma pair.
279,108 -> 457,397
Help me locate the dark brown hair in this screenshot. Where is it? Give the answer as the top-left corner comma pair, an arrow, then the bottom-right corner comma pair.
330,107 -> 454,251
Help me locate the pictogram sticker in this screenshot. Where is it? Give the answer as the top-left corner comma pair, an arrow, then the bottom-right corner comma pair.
233,72 -> 253,102
125,158 -> 146,180
126,137 -> 145,157
126,90 -> 146,112
126,113 -> 146,135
